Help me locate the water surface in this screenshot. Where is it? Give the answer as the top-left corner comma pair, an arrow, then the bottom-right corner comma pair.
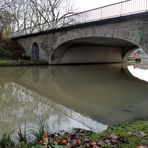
0,64 -> 148,135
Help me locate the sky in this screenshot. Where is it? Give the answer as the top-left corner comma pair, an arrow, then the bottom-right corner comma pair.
75,0 -> 126,11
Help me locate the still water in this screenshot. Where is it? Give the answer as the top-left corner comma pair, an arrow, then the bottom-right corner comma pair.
0,64 -> 148,135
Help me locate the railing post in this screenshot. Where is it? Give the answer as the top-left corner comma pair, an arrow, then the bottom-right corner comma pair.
120,2 -> 122,16
146,0 -> 148,11
101,8 -> 102,20
63,17 -> 65,27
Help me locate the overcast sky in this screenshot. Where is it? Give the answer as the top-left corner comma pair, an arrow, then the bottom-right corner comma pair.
75,0 -> 125,11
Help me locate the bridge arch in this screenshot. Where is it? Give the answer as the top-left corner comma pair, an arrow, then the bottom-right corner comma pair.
15,13 -> 148,65
123,47 -> 140,62
53,24 -> 143,51
32,42 -> 39,61
51,36 -> 139,64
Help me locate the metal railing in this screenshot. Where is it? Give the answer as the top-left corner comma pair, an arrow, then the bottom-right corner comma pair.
12,0 -> 148,37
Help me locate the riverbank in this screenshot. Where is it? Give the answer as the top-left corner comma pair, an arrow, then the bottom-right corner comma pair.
0,60 -> 48,66
0,121 -> 148,147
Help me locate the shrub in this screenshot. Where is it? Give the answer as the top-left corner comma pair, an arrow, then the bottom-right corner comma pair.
0,37 -> 26,60
22,54 -> 31,60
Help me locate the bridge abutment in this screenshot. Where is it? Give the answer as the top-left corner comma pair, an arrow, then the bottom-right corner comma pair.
50,46 -> 122,64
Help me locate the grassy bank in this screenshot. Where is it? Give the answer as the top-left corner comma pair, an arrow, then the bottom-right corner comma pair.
0,121 -> 148,147
0,60 -> 48,66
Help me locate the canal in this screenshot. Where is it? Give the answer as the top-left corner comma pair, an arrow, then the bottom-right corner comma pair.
0,63 -> 148,136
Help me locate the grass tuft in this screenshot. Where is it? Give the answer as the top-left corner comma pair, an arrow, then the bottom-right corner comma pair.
31,118 -> 46,143
0,132 -> 15,148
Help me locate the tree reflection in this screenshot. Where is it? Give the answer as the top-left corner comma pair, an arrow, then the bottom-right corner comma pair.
0,82 -> 106,136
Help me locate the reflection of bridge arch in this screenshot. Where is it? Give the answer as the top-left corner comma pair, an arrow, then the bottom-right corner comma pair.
2,65 -> 148,127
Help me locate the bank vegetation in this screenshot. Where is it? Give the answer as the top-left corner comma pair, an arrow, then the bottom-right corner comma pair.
0,120 -> 148,148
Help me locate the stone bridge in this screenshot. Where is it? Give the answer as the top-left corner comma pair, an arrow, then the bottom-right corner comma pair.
13,12 -> 148,64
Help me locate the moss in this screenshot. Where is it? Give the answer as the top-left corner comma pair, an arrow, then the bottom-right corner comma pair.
0,60 -> 48,66
81,121 -> 148,147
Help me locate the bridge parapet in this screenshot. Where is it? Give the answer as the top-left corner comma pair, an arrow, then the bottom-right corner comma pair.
12,0 -> 148,37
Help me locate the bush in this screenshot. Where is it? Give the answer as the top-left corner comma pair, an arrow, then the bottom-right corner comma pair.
135,58 -> 141,62
22,54 -> 31,60
0,37 -> 26,60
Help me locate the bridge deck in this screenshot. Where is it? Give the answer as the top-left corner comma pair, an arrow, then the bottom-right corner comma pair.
12,0 -> 148,38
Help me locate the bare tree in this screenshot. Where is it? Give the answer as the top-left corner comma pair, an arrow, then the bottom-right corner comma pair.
0,0 -> 76,36
0,10 -> 15,36
28,0 -> 76,30
0,0 -> 12,11
0,0 -> 15,36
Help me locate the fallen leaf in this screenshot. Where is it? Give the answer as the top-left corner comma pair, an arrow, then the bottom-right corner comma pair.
139,131 -> 146,137
66,142 -> 71,148
137,145 -> 143,148
89,141 -> 97,148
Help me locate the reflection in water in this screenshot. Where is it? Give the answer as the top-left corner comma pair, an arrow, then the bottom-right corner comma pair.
0,82 -> 107,135
128,64 -> 148,82
0,64 -> 148,135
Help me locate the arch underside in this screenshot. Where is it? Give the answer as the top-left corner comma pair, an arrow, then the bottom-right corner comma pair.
51,37 -> 138,64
